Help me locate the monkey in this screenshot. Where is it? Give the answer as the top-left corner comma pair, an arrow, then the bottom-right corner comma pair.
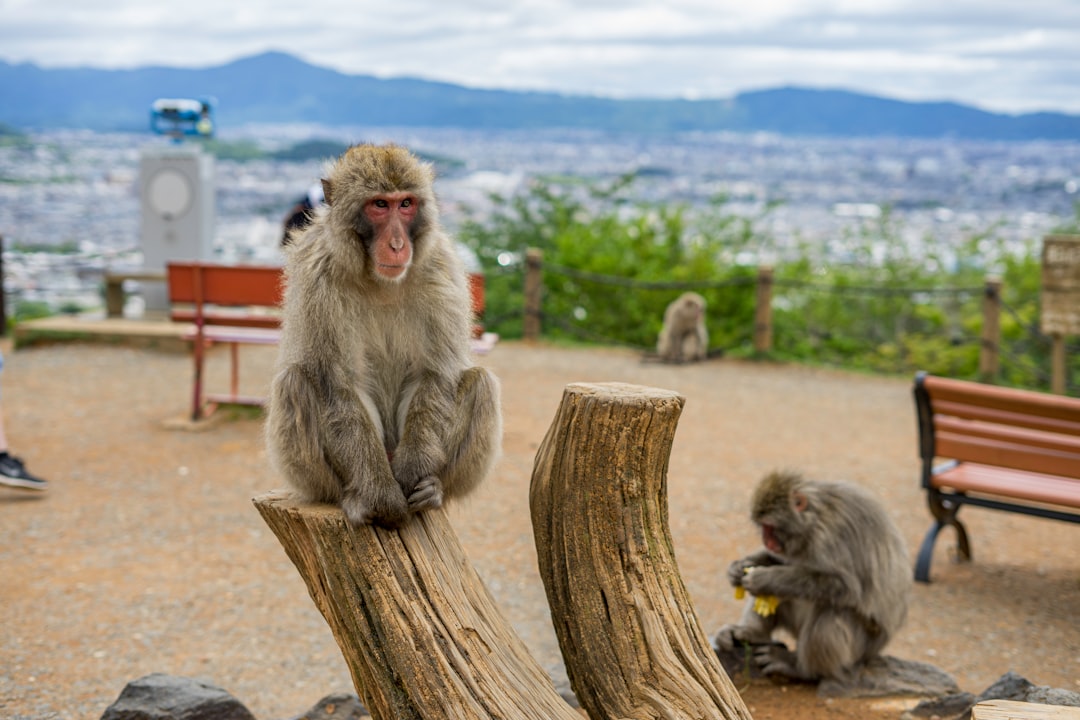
656,291 -> 708,362
712,470 -> 910,683
265,143 -> 502,529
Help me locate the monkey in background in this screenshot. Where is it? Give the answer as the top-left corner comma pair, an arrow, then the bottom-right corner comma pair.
656,292 -> 708,362
713,470 -> 910,683
265,144 -> 502,528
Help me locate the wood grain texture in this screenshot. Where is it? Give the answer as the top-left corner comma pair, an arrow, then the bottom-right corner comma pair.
253,491 -> 580,720
530,382 -> 753,720
973,699 -> 1080,720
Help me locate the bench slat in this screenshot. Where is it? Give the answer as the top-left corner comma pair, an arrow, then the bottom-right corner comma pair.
931,462 -> 1080,508
181,326 -> 282,345
923,374 -> 1080,424
171,309 -> 281,329
932,398 -> 1080,436
167,262 -> 284,306
935,430 -> 1080,480
934,415 -> 1080,455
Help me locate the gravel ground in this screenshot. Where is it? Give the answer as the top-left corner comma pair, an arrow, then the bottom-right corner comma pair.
0,337 -> 1077,720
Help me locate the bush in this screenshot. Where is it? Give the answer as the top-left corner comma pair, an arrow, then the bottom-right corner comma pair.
458,175 -> 1074,393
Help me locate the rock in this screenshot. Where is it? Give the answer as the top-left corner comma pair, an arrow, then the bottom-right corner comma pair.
289,693 -> 369,719
100,673 -> 255,720
905,692 -> 978,719
1025,686 -> 1080,707
908,671 -> 1080,720
974,671 -> 1035,703
818,655 -> 961,699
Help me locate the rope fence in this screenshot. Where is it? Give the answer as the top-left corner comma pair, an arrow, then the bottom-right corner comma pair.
486,247 -> 1078,396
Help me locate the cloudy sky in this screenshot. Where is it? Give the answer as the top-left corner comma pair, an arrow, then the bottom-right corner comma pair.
2,0 -> 1079,115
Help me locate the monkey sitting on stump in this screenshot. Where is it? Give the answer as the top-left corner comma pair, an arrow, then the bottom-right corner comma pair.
656,291 -> 708,363
265,144 -> 502,529
712,470 -> 910,683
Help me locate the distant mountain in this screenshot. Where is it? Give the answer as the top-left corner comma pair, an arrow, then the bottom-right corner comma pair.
2,50 -> 1079,140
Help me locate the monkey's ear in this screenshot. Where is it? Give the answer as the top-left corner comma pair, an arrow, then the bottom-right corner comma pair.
792,491 -> 809,512
321,178 -> 334,207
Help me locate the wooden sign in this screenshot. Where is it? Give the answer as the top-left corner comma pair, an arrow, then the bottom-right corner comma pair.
1041,234 -> 1080,336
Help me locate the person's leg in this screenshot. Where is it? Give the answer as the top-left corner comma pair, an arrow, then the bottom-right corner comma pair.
0,351 -> 47,491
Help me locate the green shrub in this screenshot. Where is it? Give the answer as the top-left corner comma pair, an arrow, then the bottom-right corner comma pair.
459,175 -> 1073,393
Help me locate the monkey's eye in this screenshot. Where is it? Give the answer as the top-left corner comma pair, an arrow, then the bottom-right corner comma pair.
373,199 -> 389,208
400,198 -> 412,208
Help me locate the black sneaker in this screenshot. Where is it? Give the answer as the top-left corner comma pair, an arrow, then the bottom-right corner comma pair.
0,453 -> 48,491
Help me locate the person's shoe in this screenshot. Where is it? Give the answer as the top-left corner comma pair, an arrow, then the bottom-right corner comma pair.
0,453 -> 48,491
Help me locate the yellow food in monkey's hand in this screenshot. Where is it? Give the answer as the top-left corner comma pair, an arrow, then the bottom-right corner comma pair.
733,567 -> 780,616
752,594 -> 780,617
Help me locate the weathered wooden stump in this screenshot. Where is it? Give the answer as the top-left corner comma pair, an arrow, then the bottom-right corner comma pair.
253,492 -> 580,720
530,382 -> 753,720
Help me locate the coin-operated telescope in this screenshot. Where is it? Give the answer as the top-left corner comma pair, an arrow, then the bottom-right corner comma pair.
149,97 -> 216,140
137,98 -> 217,311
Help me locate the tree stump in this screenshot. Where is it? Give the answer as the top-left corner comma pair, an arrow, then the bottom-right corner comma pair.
253,492 -> 580,720
530,382 -> 753,720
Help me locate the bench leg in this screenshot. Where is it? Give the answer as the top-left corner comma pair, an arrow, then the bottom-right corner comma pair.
229,342 -> 239,402
192,334 -> 206,422
915,489 -> 972,583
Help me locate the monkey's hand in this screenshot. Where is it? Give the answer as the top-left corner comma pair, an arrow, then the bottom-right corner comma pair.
340,481 -> 410,529
727,558 -> 756,587
741,564 -> 796,600
726,551 -> 778,587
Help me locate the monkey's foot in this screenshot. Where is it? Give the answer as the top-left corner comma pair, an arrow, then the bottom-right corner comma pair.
753,643 -> 813,681
407,475 -> 444,514
712,623 -> 773,653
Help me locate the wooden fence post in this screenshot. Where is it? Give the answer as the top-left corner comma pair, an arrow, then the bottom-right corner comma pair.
523,247 -> 543,342
530,383 -> 753,720
754,265 -> 774,354
253,492 -> 581,720
1051,334 -> 1067,395
979,276 -> 1002,383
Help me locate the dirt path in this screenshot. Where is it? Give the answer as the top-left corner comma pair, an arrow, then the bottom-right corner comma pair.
1,339 -> 1077,719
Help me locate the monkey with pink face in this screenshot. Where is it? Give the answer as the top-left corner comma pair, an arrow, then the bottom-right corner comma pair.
713,470 -> 910,683
266,144 -> 502,528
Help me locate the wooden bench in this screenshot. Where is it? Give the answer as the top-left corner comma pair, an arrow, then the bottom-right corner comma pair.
912,371 -> 1080,582
167,261 -> 284,421
167,260 -> 493,421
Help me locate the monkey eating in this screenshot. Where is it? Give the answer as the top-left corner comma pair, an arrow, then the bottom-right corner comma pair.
712,470 -> 911,683
265,144 -> 502,529
656,291 -> 708,363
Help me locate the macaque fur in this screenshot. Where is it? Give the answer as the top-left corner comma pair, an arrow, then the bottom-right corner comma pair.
656,291 -> 708,362
713,470 -> 910,682
265,144 -> 502,528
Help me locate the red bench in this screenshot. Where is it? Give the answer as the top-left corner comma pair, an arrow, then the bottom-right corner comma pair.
167,260 -> 493,422
167,261 -> 284,421
912,372 -> 1080,582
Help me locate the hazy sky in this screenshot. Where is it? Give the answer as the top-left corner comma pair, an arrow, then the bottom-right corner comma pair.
2,0 -> 1079,115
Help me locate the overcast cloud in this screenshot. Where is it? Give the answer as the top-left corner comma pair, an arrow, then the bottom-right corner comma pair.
2,0 -> 1079,114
